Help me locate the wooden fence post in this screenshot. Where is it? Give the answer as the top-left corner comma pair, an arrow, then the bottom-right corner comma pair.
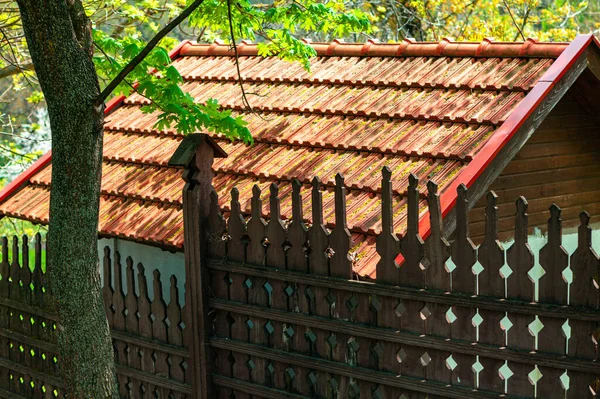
169,133 -> 227,399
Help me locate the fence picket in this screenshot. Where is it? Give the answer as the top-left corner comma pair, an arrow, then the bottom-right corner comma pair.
329,173 -> 352,279
537,205 -> 570,397
247,185 -> 267,266
228,187 -> 247,263
266,183 -> 286,269
208,188 -> 226,259
376,166 -> 400,286
399,174 -> 425,287
567,211 -> 600,397
476,192 -> 506,393
102,247 -> 114,325
446,185 -> 478,390
308,177 -> 329,276
288,179 -> 308,273
505,197 -> 535,397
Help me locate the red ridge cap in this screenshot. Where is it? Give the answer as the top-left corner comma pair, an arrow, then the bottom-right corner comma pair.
180,38 -> 569,59
0,40 -> 192,208
405,34 -> 595,258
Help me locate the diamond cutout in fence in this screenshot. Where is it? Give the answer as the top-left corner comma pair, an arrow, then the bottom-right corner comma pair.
528,317 -> 543,336
327,333 -> 338,349
562,320 -> 571,340
263,281 -> 273,296
471,312 -> 483,328
528,366 -> 542,385
472,260 -> 484,276
372,386 -> 383,399
246,358 -> 255,371
264,320 -> 275,336
348,381 -> 360,399
284,285 -> 295,297
562,267 -> 573,285
560,371 -> 570,390
284,326 -> 295,339
528,263 -> 545,283
326,292 -> 336,307
370,295 -> 382,313
224,273 -> 233,286
266,363 -> 275,375
396,348 -> 407,363
329,377 -> 339,393
307,371 -> 318,387
305,287 -> 315,302
420,352 -> 431,367
499,263 -> 512,279
499,362 -> 513,381
471,359 -> 484,375
395,302 -> 406,317
446,307 -> 457,324
348,337 -> 360,353
246,318 -> 254,331
285,367 -> 296,381
346,295 -> 359,313
243,277 -> 252,290
445,257 -> 456,273
305,330 -> 317,344
500,315 -> 513,331
446,355 -> 457,371
420,305 -> 431,320
370,342 -> 383,360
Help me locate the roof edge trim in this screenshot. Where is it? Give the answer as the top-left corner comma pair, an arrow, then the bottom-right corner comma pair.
0,40 -> 192,209
414,34 -> 595,245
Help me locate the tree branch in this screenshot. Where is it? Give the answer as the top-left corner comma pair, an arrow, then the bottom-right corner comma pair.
0,62 -> 33,79
502,0 -> 526,41
95,0 -> 205,106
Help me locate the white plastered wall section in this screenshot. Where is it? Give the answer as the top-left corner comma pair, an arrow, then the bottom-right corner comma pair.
97,238 -> 185,305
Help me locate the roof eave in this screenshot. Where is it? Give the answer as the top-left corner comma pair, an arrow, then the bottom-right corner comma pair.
0,39 -> 193,215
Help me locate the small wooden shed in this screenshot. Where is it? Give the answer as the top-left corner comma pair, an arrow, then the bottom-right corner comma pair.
0,35 -> 599,280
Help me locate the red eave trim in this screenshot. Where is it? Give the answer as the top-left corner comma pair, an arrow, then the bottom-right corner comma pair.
0,40 -> 192,209
396,34 -> 595,264
0,151 -> 52,204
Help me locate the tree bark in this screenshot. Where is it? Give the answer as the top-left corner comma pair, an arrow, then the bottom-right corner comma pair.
16,0 -> 117,397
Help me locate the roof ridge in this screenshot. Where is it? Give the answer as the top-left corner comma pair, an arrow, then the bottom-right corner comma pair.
180,38 -> 569,59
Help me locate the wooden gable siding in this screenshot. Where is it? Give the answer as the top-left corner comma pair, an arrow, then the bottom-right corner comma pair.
468,88 -> 600,242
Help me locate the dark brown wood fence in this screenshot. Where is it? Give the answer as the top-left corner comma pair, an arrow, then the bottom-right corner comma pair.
201,170 -> 600,399
0,134 -> 599,398
0,234 -> 191,398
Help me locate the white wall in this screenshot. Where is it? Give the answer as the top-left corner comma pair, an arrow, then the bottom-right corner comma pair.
98,238 -> 185,305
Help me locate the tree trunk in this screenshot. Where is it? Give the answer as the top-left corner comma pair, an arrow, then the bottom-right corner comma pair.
16,0 -> 117,397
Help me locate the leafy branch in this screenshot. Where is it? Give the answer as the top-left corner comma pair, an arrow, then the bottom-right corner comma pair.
95,0 -> 206,106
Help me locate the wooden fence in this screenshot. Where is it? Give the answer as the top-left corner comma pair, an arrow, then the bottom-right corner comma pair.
0,134 -> 598,398
201,171 -> 600,399
0,235 -> 191,398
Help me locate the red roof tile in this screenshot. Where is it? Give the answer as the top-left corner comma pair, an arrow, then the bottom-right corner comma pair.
1,36 -> 596,279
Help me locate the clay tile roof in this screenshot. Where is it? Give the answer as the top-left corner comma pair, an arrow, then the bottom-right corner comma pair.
0,35 -> 597,279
